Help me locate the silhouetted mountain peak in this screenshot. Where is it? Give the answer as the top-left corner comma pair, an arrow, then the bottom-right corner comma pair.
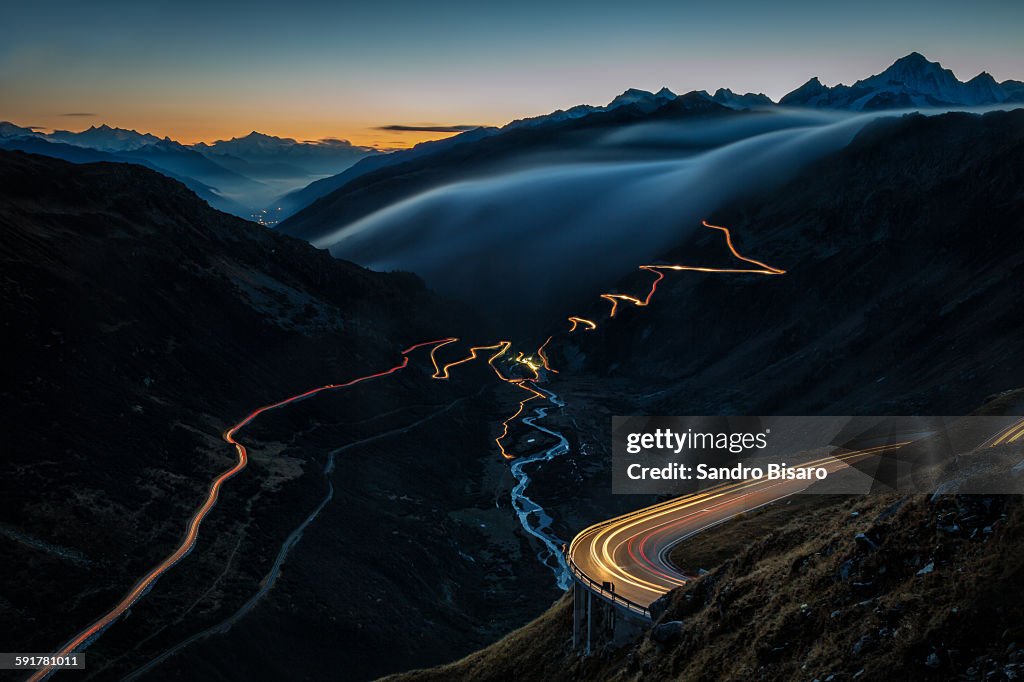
782,54 -> 1017,109
857,52 -> 957,91
712,88 -> 774,108
607,87 -> 677,112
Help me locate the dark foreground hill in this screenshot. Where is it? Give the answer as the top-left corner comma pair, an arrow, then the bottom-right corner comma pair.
385,406 -> 1024,681
0,151 -> 557,680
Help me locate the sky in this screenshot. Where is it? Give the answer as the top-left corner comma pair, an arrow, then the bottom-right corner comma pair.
2,0 -> 1022,148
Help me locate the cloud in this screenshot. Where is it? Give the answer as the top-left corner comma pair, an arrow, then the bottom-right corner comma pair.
59,112 -> 97,117
376,124 -> 481,133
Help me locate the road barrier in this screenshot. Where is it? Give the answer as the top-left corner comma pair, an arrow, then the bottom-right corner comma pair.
565,554 -> 652,620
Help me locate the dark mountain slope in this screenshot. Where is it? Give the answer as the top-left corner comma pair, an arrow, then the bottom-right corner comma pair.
0,135 -> 249,215
552,109 -> 1024,416
0,151 -> 549,680
386,450 -> 1024,681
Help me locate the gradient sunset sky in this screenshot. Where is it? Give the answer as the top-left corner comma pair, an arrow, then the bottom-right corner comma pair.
3,0 -> 1022,148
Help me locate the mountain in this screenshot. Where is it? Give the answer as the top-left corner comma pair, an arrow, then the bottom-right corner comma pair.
0,124 -> 379,216
0,150 -> 561,681
386,474 -> 1024,682
274,126 -> 498,216
0,121 -> 44,138
711,87 -> 773,108
0,135 -> 248,215
48,123 -> 163,151
607,86 -> 678,112
278,92 -> 735,245
375,108 -> 1024,682
118,138 -> 262,191
285,51 -> 1022,229
275,83 -> 777,219
555,109 -> 1024,414
780,52 -> 1024,109
194,131 -> 380,178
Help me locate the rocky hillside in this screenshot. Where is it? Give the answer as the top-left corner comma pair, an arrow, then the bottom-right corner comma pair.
0,151 -> 552,680
386,394 -> 1024,681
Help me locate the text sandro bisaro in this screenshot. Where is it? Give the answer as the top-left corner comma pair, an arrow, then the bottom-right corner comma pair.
623,428 -> 829,481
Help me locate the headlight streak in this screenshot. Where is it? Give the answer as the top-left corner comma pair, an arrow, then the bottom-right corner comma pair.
35,220 -> 784,677
569,220 -> 785,330
987,418 -> 1024,447
571,443 -> 907,601
28,337 -> 457,682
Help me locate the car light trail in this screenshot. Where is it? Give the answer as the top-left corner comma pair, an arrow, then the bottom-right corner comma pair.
28,337 -> 455,682
987,418 -> 1024,446
536,336 -> 558,374
568,316 -> 597,332
570,220 -> 785,330
35,220 -> 784,677
568,443 -> 909,605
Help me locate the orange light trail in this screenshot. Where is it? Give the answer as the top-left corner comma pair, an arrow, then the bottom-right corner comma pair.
568,316 -> 597,332
537,336 -> 558,374
571,220 -> 785,329
426,338 -> 546,459
988,418 -> 1024,447
430,339 -> 509,379
36,220 -> 782,676
29,337 -> 455,682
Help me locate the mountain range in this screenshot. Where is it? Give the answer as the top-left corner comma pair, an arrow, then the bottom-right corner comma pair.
4,105 -> 1022,681
2,53 -> 1021,223
4,51 -> 1024,682
278,52 -> 1024,225
0,124 -> 380,217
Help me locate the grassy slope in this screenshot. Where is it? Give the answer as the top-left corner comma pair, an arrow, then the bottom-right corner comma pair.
385,393 -> 1024,681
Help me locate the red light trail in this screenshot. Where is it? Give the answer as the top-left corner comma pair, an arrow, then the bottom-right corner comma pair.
33,221 -> 783,679
28,337 -> 454,682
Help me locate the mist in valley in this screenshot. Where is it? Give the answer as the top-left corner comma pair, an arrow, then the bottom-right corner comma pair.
313,106 -> 1013,334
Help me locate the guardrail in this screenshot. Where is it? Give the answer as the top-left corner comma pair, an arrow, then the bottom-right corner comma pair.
565,555 -> 652,620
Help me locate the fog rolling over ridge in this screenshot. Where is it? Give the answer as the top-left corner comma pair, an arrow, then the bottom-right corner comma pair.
314,108 -> 973,331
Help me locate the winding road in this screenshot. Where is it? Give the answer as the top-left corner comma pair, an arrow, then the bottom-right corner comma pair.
567,444 -> 908,614
567,417 -> 1024,616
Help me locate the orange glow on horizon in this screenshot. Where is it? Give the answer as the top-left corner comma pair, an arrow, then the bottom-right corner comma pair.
21,119 -> 469,150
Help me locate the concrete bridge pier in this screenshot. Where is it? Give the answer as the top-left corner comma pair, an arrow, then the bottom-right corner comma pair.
571,580 -> 647,655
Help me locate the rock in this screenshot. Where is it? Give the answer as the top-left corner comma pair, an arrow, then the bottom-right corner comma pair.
926,652 -> 941,668
651,620 -> 684,643
917,562 -> 935,576
931,481 -> 959,502
855,532 -> 878,551
876,498 -> 907,521
839,559 -> 855,580
649,594 -> 672,621
852,634 -> 873,655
